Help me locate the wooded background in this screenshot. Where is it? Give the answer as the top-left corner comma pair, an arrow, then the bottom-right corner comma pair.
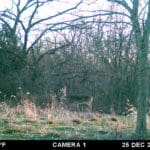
0,0 -> 149,120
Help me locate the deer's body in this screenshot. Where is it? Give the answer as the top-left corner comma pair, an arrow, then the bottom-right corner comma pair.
60,86 -> 93,112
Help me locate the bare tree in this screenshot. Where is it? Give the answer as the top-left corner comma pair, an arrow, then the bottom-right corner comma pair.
0,0 -> 83,56
0,0 -> 84,97
104,0 -> 150,138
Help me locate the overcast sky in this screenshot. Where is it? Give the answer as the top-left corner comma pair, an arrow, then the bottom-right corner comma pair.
0,0 -> 110,18
0,0 -> 147,20
0,0 -> 112,32
0,0 -> 147,48
0,0 -> 126,47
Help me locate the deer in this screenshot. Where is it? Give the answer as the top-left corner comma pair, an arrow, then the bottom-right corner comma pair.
59,86 -> 93,112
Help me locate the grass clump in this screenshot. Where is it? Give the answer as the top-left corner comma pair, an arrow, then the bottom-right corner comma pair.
0,100 -> 138,140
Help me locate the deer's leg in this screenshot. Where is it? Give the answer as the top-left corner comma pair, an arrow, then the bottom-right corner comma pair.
76,103 -> 80,112
87,104 -> 92,112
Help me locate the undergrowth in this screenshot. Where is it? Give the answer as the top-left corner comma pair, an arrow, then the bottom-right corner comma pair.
0,99 -> 144,140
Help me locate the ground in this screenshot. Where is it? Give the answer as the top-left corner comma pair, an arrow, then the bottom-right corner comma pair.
0,101 -> 139,140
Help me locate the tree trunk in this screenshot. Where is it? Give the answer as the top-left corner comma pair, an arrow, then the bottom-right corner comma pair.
136,78 -> 147,139
135,40 -> 148,139
106,0 -> 150,139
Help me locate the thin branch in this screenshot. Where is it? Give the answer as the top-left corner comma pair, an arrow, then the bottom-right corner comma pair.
0,18 -> 12,30
28,0 -> 39,28
27,28 -> 48,53
107,0 -> 132,13
30,0 -> 83,28
36,43 -> 71,63
79,9 -> 130,18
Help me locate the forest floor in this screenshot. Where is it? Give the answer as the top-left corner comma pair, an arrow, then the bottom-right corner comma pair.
0,100 -> 148,140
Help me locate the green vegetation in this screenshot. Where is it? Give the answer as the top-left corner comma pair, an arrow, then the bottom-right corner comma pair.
0,101 -> 139,140
1,0 -> 150,139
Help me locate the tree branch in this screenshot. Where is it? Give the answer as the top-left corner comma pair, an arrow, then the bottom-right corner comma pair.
35,43 -> 71,63
107,0 -> 132,13
30,0 -> 83,28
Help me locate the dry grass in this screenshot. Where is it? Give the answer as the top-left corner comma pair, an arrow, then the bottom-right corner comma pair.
0,98 -> 140,140
0,91 -> 140,139
23,100 -> 37,122
72,115 -> 83,124
8,123 -> 29,133
0,99 -> 136,128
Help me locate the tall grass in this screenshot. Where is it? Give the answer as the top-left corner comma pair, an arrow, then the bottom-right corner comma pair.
0,94 -> 140,140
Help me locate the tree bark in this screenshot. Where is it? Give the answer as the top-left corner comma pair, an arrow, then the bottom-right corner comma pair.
107,0 -> 150,138
136,54 -> 148,138
135,32 -> 149,139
